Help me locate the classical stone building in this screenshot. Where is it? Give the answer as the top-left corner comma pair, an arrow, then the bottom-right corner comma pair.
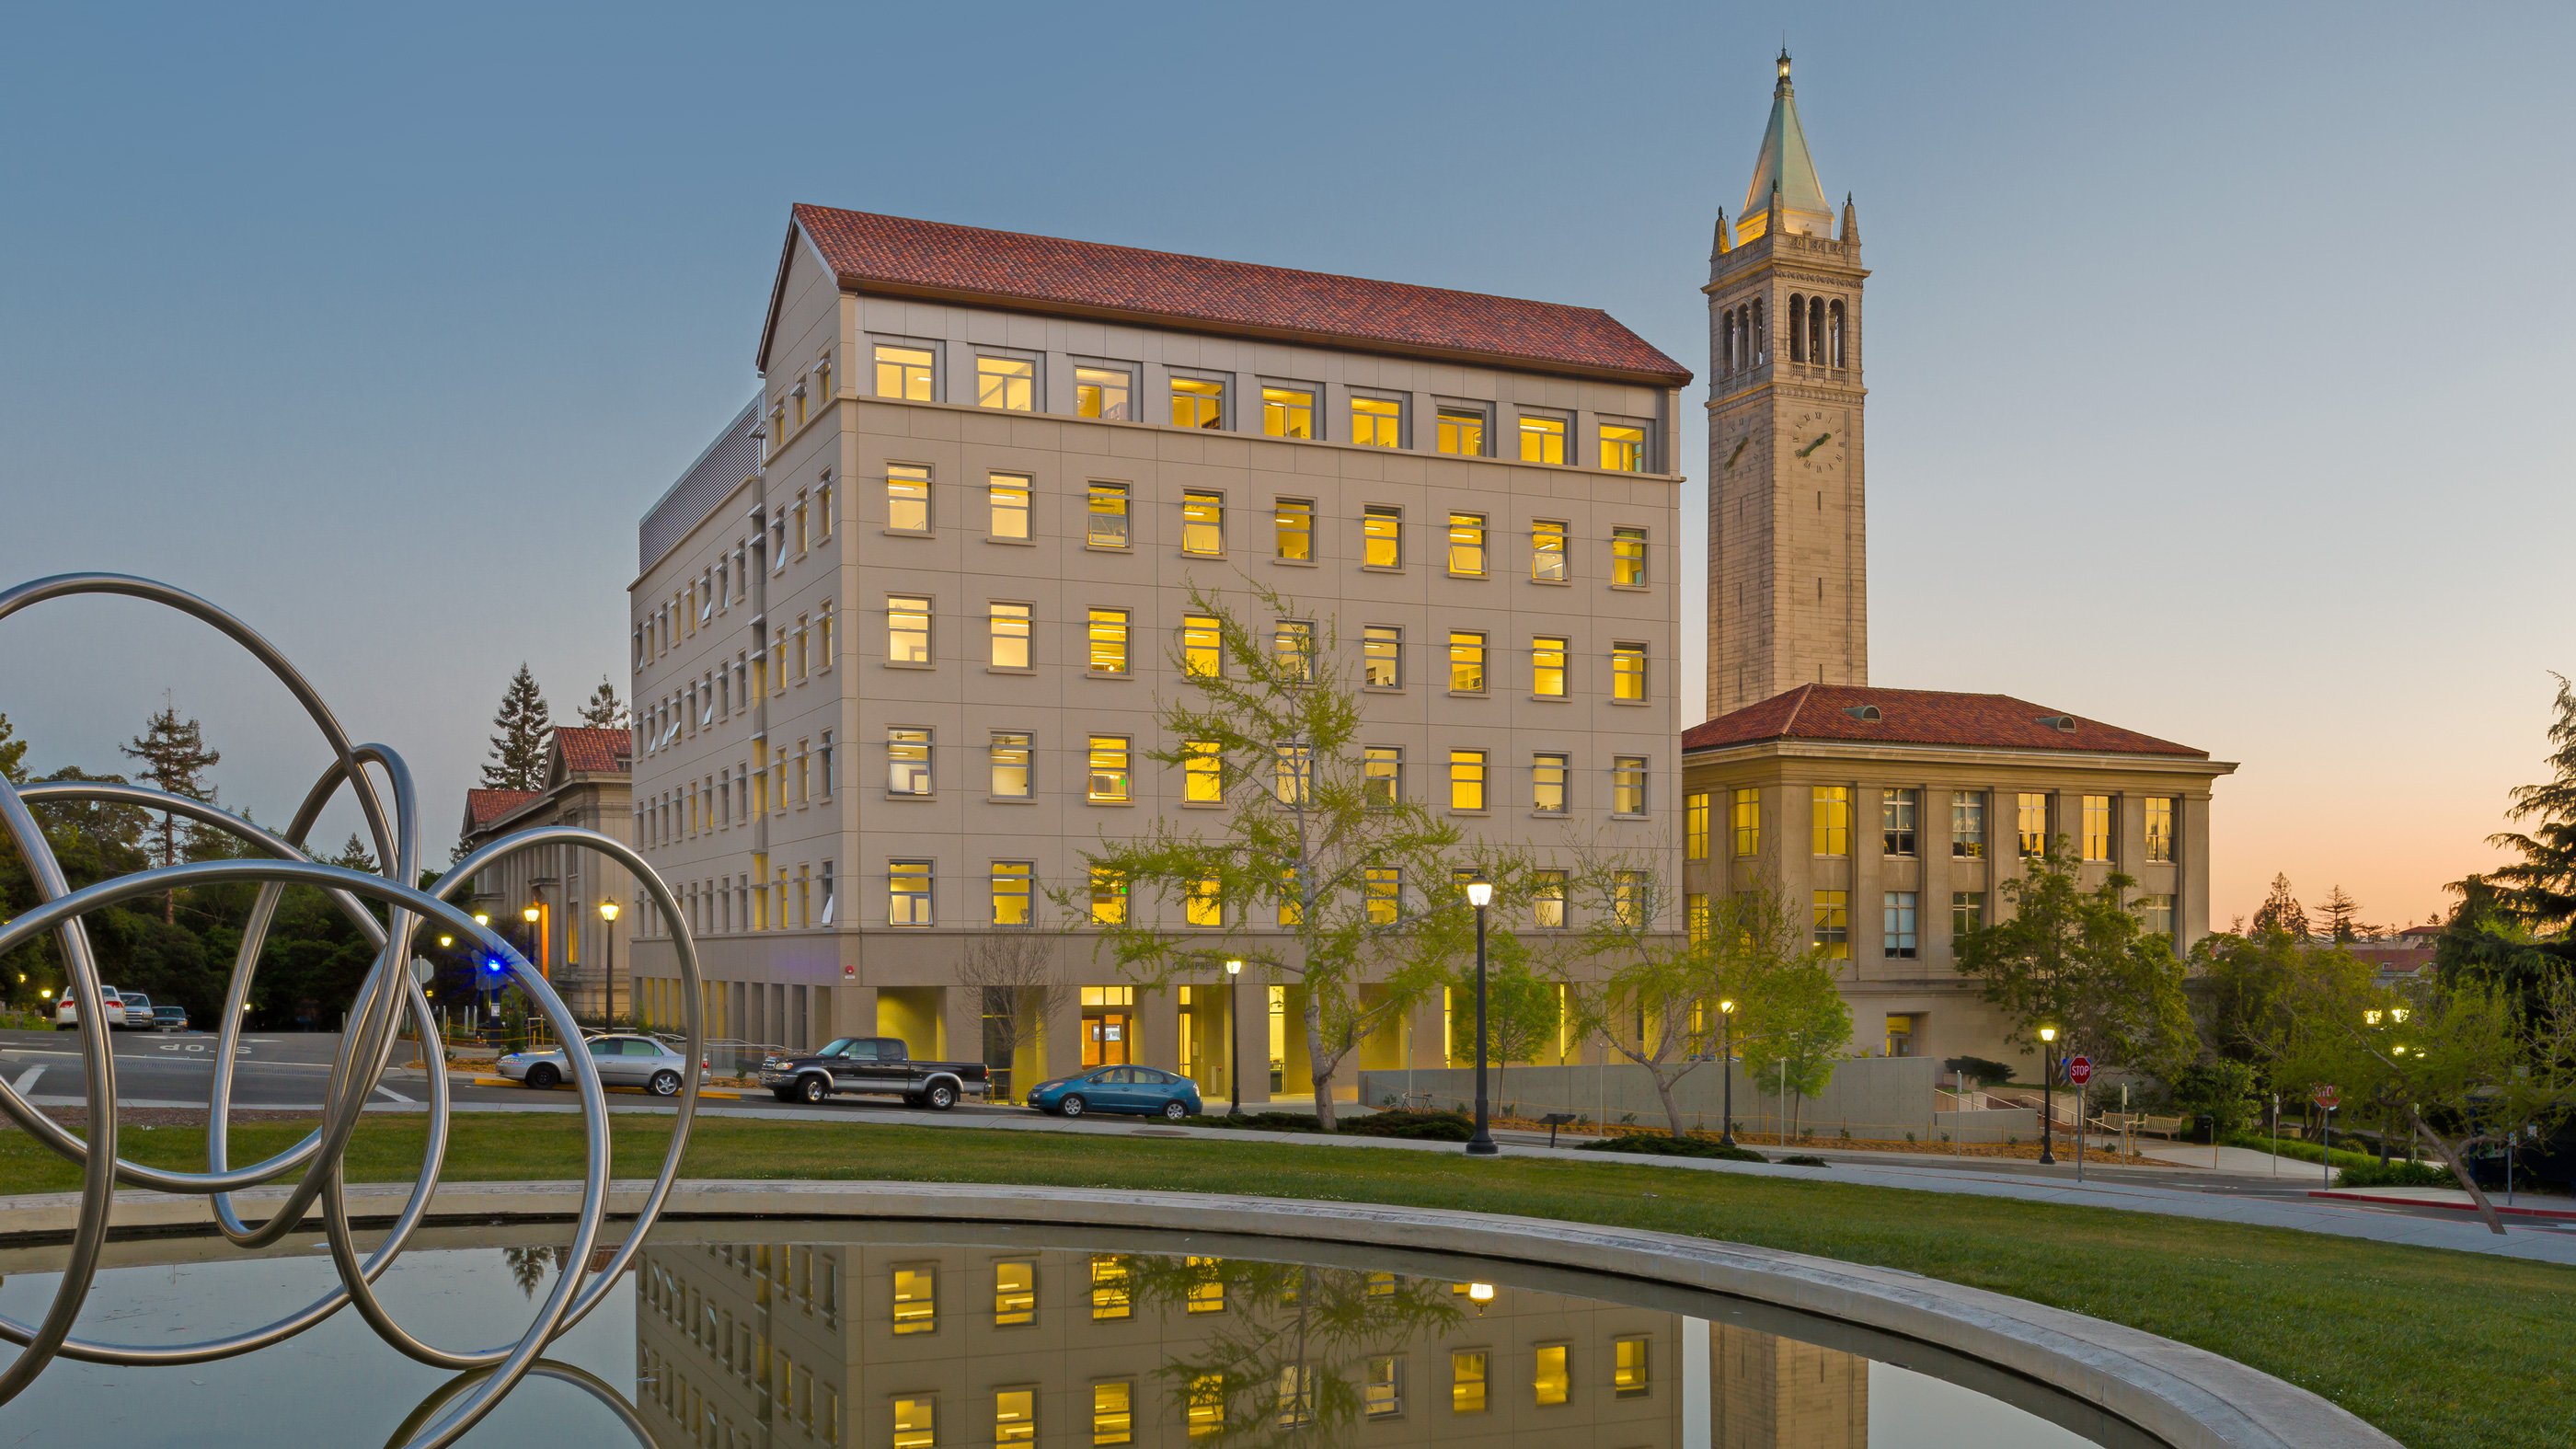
455,725 -> 637,1021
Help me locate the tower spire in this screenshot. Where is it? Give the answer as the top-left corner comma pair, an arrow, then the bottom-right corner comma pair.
1711,210 -> 1731,264
1840,192 -> 1858,246
1738,50 -> 1833,242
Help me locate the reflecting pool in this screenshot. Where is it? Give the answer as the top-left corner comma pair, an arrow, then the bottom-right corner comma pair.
0,1220 -> 2152,1447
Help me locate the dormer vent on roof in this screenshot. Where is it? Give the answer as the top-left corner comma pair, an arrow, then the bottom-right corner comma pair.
1842,705 -> 1881,722
2038,715 -> 2077,732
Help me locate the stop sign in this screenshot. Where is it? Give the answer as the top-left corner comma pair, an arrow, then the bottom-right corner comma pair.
2066,1056 -> 2093,1086
2312,1085 -> 2340,1110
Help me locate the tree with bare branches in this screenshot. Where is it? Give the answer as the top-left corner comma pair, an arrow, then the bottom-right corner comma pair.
957,929 -> 1072,1103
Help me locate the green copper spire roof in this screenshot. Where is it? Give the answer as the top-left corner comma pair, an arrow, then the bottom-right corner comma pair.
1737,50 -> 1834,242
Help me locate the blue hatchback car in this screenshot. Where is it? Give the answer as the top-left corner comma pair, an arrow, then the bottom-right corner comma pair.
1026,1065 -> 1202,1121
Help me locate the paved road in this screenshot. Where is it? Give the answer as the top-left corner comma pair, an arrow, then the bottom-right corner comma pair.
1,1027 -> 464,1110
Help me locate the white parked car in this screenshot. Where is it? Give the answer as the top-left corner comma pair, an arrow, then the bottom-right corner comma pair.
497,1034 -> 691,1097
53,987 -> 129,1030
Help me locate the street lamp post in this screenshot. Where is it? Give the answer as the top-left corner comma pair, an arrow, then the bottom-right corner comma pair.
1225,959 -> 1244,1119
1718,999 -> 1739,1146
472,914 -> 492,1028
2038,1027 -> 2059,1165
600,901 -> 621,1029
1464,879 -> 1497,1156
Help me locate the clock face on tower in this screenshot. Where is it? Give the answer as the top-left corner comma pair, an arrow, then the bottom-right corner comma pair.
1787,408 -> 1844,475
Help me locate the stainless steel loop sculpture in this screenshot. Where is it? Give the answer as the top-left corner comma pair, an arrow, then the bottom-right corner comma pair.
0,572 -> 704,1449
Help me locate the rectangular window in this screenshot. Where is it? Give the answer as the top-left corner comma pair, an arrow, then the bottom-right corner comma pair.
1274,620 -> 1314,682
1611,642 -> 1647,701
1087,737 -> 1130,803
1351,395 -> 1402,447
1363,745 -> 1401,807
1883,788 -> 1918,856
1600,422 -> 1647,472
1534,1344 -> 1569,1407
1182,740 -> 1222,804
1436,408 -> 1485,455
891,1265 -> 936,1331
1363,505 -> 1401,568
1685,892 -> 1711,943
1171,377 -> 1224,429
987,472 -> 1030,540
1446,512 -> 1487,575
1273,743 -> 1313,806
978,355 -> 1034,410
888,728 -> 932,796
2142,893 -> 2175,937
1365,866 -> 1401,926
992,861 -> 1033,927
1088,1256 -> 1131,1319
1614,1338 -> 1650,1398
1533,753 -> 1569,814
1089,868 -> 1126,926
1091,1382 -> 1133,1445
989,602 -> 1030,669
989,731 -> 1031,799
1532,520 -> 1569,581
1088,608 -> 1130,674
2144,797 -> 2175,863
1611,756 -> 1646,816
818,604 -> 834,672
874,344 -> 934,401
1261,385 -> 1314,439
1812,786 -> 1851,856
995,1389 -> 1035,1445
2083,795 -> 2113,861
888,862 -> 932,926
1518,414 -> 1567,465
892,1397 -> 935,1449
887,595 -> 930,664
887,464 -> 931,533
1180,490 -> 1224,555
1174,615 -> 1221,679
1885,891 -> 1919,959
1448,631 -> 1486,692
1449,750 -> 1487,811
1529,636 -> 1568,697
1951,791 -> 1986,859
1364,1356 -> 1403,1419
1363,625 -> 1401,687
1087,482 -> 1130,548
1532,869 -> 1567,929
995,1260 -> 1036,1325
1274,497 -> 1313,560
1952,891 -> 1986,937
1813,890 -> 1850,959
1732,788 -> 1761,856
1186,876 -> 1223,927
2018,793 -> 2050,857
1685,792 -> 1710,859
1611,526 -> 1648,586
1074,364 -> 1131,420
819,730 -> 835,798
1452,1351 -> 1488,1414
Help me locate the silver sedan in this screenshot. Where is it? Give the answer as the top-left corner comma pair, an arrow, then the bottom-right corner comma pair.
497,1034 -> 691,1097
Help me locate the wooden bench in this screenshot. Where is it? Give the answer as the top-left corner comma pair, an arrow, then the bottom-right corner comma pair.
2133,1114 -> 2189,1140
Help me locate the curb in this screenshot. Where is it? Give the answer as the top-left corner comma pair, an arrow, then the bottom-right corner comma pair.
2309,1188 -> 2576,1222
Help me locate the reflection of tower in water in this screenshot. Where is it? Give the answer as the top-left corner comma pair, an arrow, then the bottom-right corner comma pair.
1714,1323 -> 1869,1449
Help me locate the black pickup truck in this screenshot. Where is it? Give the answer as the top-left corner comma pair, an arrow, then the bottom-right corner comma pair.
758,1036 -> 989,1110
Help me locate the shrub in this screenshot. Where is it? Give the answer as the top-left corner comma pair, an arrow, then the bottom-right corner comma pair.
2167,1061 -> 2260,1137
1578,1134 -> 1768,1163
1943,1055 -> 2016,1087
1778,1155 -> 1831,1167
2336,1160 -> 2458,1190
1344,1110 -> 1475,1142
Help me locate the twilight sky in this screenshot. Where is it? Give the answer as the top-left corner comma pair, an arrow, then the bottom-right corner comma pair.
1,3 -> 2569,928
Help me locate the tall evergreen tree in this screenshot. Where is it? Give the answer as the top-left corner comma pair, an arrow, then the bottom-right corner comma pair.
119,698 -> 222,922
0,711 -> 27,785
2249,873 -> 2310,940
2488,673 -> 2576,930
482,664 -> 552,791
2314,885 -> 2375,943
576,677 -> 627,729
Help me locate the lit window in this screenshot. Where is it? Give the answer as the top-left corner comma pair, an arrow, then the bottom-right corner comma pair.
1182,1257 -> 1225,1314
1952,891 -> 1985,937
1612,757 -> 1646,815
1611,526 -> 1648,586
1534,1344 -> 1569,1407
1531,636 -> 1568,697
989,602 -> 1030,669
1363,745 -> 1400,806
989,731 -> 1030,799
1363,505 -> 1401,568
2018,793 -> 2050,857
1171,377 -> 1225,429
1449,750 -> 1487,811
1181,491 -> 1224,555
1089,1256 -> 1131,1319
888,728 -> 932,796
1363,625 -> 1401,687
996,1389 -> 1035,1445
1812,890 -> 1850,958
888,464 -> 931,532
1812,787 -> 1850,855
1087,737 -> 1130,803
1187,877 -> 1223,927
1183,740 -> 1222,803
1364,1356 -> 1403,1419
1611,643 -> 1647,701
1181,615 -> 1221,678
1273,742 -> 1313,806
992,862 -> 1033,926
1275,498 -> 1314,559
1533,753 -> 1569,814
1685,792 -> 1709,859
978,355 -> 1034,410
875,344 -> 934,400
1452,1351 -> 1487,1414
1274,620 -> 1314,683
1883,788 -> 1918,856
892,1397 -> 935,1449
817,604 -> 834,672
1447,512 -> 1487,575
1092,1382 -> 1133,1445
1187,1374 -> 1224,1438
1087,483 -> 1130,548
988,472 -> 1030,540
1532,520 -> 1569,581
1518,415 -> 1566,464
1952,791 -> 1986,858
1600,423 -> 1646,472
2144,797 -> 2175,863
1686,892 -> 1711,942
888,595 -> 930,664
1278,867 -> 1303,926
1885,891 -> 1918,959
892,1266 -> 936,1331
1075,365 -> 1131,420
1089,868 -> 1125,926
888,862 -> 932,926
2083,795 -> 2112,861
994,1260 -> 1036,1325
1351,396 -> 1401,447
1449,632 -> 1486,692
1436,408 -> 1486,455
1262,386 -> 1314,439
2143,894 -> 2175,937
1365,867 -> 1401,925
1532,869 -> 1567,929
1278,1363 -> 1317,1428
1088,608 -> 1130,674
1614,1338 -> 1650,1397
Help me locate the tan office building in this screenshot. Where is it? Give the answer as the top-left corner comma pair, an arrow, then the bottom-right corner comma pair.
624,207 -> 1691,1100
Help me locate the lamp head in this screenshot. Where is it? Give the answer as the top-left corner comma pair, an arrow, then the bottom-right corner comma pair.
473,913 -> 489,926
1464,879 -> 1494,908
523,905 -> 541,924
1225,958 -> 1242,977
600,901 -> 620,922
438,935 -> 454,949
1719,998 -> 1736,1015
2391,1006 -> 2410,1022
2364,1009 -> 2382,1026
1466,1282 -> 1494,1303
2039,1027 -> 2057,1043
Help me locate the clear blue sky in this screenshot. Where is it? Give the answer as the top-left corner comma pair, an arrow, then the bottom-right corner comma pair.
2,2 -> 2569,926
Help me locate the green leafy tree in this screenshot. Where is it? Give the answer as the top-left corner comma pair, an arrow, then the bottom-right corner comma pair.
482,663 -> 552,791
1069,580 -> 1469,1131
1953,840 -> 2192,1074
1444,939 -> 1561,1105
2193,929 -> 2373,1075
576,677 -> 627,729
119,699 -> 222,922
1740,949 -> 1855,1135
2486,673 -> 2576,930
0,711 -> 28,785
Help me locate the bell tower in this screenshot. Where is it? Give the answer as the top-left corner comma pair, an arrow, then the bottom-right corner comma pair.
1706,51 -> 1869,718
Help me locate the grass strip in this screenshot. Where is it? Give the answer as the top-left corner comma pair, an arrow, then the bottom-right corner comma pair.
2,1113 -> 2564,1449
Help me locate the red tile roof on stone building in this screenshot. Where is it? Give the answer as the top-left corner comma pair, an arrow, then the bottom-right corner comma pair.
768,204 -> 1694,385
465,789 -> 537,826
554,726 -> 633,776
1683,684 -> 2206,758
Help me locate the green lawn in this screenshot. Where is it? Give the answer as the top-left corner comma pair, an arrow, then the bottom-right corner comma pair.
5,1114 -> 2563,1448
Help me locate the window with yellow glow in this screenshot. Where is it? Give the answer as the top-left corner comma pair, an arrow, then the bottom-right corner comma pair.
1685,893 -> 1710,943
887,727 -> 931,796
1088,608 -> 1129,674
1600,423 -> 1646,472
875,344 -> 934,401
1274,620 -> 1314,683
1533,869 -> 1567,929
1175,615 -> 1220,678
987,471 -> 1029,539
1092,1382 -> 1133,1445
887,464 -> 931,533
1531,637 -> 1567,697
1812,787 -> 1851,856
1518,415 -> 1566,464
1532,753 -> 1568,814
1186,1374 -> 1224,1438
1274,497 -> 1313,559
1186,878 -> 1223,927
1182,740 -> 1222,804
2144,797 -> 2174,863
995,1389 -> 1035,1444
887,861 -> 931,926
1449,750 -> 1486,811
887,595 -> 930,664
1364,1355 -> 1403,1418
1685,792 -> 1709,859
1813,890 -> 1850,958
2082,795 -> 2112,861
1436,408 -> 1485,455
1614,1337 -> 1650,1397
1365,867 -> 1401,925
1261,386 -> 1313,439
988,602 -> 1029,669
1087,482 -> 1130,547
1351,396 -> 1401,447
1531,520 -> 1569,581
977,355 -> 1034,410
1451,1351 -> 1487,1413
1363,745 -> 1400,806
1272,743 -> 1312,806
1363,625 -> 1400,687
1075,365 -> 1130,420
1171,377 -> 1224,429
1611,643 -> 1646,701
1362,505 -> 1401,567
1446,512 -> 1486,575
2018,793 -> 2049,857
1087,737 -> 1130,803
1089,868 -> 1126,926
1533,1344 -> 1569,1406
1089,1256 -> 1131,1319
1181,491 -> 1224,555
1448,631 -> 1485,692
1613,869 -> 1648,926
990,861 -> 1033,927
1611,526 -> 1648,586
1185,1257 -> 1226,1313
891,1267 -> 936,1334
892,1397 -> 935,1449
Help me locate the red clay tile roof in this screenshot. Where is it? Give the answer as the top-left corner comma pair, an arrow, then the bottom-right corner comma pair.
555,727 -> 633,776
1683,684 -> 2206,758
776,205 -> 1693,385
465,789 -> 537,826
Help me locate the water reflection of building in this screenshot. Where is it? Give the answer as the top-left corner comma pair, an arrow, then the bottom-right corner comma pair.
632,1239 -> 1870,1447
